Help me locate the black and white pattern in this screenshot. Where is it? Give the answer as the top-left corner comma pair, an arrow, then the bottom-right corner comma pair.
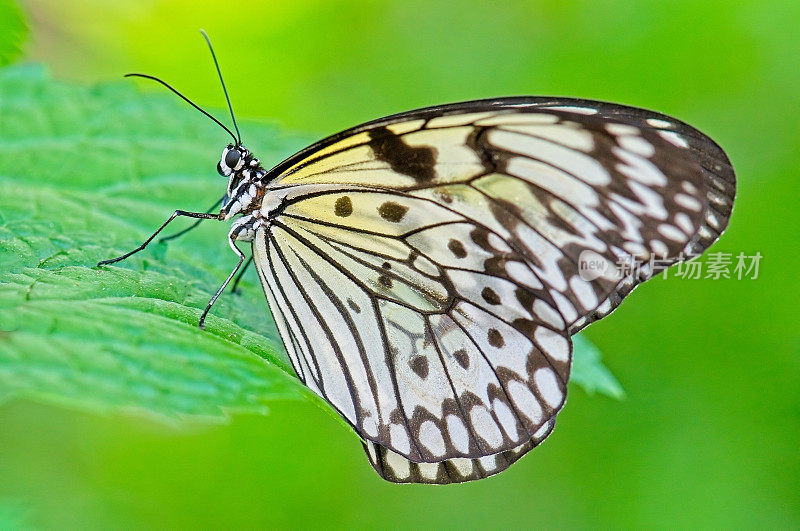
364,418 -> 556,483
223,97 -> 734,483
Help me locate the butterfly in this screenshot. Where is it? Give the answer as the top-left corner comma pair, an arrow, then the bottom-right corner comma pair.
98,33 -> 736,484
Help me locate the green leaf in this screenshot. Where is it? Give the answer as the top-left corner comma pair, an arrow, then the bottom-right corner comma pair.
0,0 -> 26,66
571,334 -> 625,399
0,498 -> 30,530
0,64 -> 622,430
0,63 -> 326,421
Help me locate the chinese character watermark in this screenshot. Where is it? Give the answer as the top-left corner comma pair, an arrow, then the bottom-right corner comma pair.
578,250 -> 762,281
733,251 -> 762,280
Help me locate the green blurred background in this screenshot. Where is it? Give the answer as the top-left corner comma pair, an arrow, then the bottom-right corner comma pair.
2,0 -> 799,527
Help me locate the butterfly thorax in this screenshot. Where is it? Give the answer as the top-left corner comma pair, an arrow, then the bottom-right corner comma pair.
217,144 -> 270,241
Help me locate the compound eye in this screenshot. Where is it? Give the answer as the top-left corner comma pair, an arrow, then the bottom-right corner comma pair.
224,148 -> 241,169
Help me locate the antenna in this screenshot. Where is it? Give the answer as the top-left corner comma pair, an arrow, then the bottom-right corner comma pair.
200,29 -> 241,144
124,73 -> 238,144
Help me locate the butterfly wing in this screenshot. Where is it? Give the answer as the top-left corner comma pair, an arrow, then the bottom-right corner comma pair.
363,418 -> 556,484
265,97 -> 735,332
252,97 -> 735,482
254,193 -> 570,463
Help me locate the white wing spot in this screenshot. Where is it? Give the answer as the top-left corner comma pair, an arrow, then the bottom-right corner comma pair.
706,209 -> 722,230
505,261 -> 544,290
550,290 -> 578,323
606,123 -> 640,136
365,441 -> 378,463
618,135 -> 655,158
419,420 -> 447,457
362,417 -> 379,437
533,327 -> 570,362
658,223 -> 687,242
534,368 -> 562,408
628,180 -> 669,219
475,113 -> 558,126
646,118 -> 673,128
614,147 -> 667,186
532,422 -> 552,439
260,191 -> 283,217
623,241 -> 649,257
477,454 -> 498,472
569,275 -> 599,310
487,232 -> 512,252
446,414 -> 471,453
547,105 -> 598,115
492,398 -> 519,441
596,298 -> 613,316
675,193 -> 703,212
675,212 -> 695,235
658,130 -> 689,148
418,462 -> 440,480
390,423 -> 411,455
507,380 -> 543,424
386,119 -> 426,135
682,181 -> 699,194
470,405 -> 504,449
510,443 -> 526,455
385,449 -> 411,479
650,239 -> 669,257
533,299 -> 564,329
450,457 -> 475,477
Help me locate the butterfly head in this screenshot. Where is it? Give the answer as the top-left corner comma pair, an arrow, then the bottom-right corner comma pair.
218,144 -> 265,219
217,144 -> 251,175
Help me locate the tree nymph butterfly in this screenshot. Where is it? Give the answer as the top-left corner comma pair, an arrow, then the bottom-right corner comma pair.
98,32 -> 735,484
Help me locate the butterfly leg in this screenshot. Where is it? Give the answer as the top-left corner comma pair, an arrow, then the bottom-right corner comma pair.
97,209 -> 223,266
230,254 -> 254,295
158,194 -> 227,243
198,236 -> 246,329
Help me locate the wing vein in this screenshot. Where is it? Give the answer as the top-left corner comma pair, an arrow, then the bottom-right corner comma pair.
269,231 -> 365,431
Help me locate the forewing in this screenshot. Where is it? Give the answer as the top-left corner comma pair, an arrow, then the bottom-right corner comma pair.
266,98 -> 735,333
